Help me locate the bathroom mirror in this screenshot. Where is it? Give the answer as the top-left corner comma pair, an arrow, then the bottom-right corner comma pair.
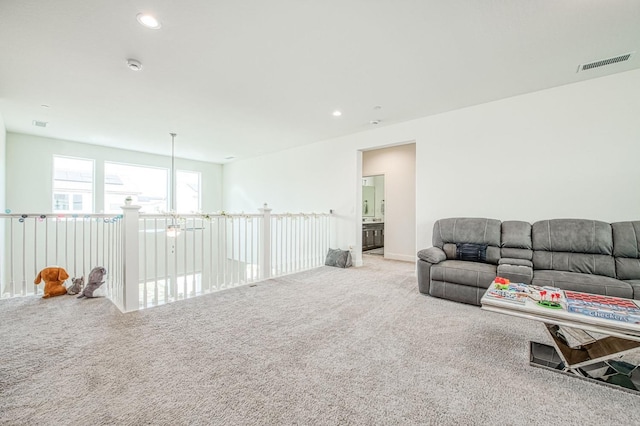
362,175 -> 384,219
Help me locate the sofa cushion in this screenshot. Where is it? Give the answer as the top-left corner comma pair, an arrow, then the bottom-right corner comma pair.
612,221 -> 640,258
443,243 -> 456,259
432,218 -> 501,264
532,219 -> 615,278
532,270 -> 633,299
433,218 -> 501,247
431,260 -> 496,289
498,258 -> 533,267
501,220 -> 532,261
501,247 -> 533,260
612,221 -> 640,280
532,219 -> 613,255
532,251 -> 616,278
501,220 -> 532,249
623,280 -> 640,300
615,258 -> 640,281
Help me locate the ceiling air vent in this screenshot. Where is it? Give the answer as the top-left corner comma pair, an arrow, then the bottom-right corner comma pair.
32,120 -> 48,127
578,52 -> 634,72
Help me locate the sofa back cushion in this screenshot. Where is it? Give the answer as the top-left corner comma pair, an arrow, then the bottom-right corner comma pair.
612,221 -> 640,280
501,220 -> 532,260
531,219 -> 616,278
432,218 -> 501,264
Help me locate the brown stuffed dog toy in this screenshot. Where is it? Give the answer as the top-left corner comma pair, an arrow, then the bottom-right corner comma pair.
34,266 -> 69,298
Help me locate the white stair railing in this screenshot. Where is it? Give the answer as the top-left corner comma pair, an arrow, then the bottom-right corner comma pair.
1,206 -> 333,312
0,213 -> 122,299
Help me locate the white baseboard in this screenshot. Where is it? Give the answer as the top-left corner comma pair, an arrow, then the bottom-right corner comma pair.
383,253 -> 416,263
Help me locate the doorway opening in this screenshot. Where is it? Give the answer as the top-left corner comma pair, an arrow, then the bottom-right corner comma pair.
360,143 -> 416,265
362,174 -> 385,256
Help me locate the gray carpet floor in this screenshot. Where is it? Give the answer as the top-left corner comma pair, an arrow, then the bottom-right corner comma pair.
1,255 -> 638,425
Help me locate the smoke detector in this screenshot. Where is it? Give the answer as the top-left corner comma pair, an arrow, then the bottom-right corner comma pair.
126,59 -> 143,71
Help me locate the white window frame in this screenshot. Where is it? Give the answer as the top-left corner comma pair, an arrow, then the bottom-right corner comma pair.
104,161 -> 169,214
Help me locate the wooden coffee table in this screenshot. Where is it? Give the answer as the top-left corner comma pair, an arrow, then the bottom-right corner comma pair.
481,281 -> 640,394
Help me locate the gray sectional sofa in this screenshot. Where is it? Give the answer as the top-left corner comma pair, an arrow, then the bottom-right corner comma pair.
417,217 -> 640,305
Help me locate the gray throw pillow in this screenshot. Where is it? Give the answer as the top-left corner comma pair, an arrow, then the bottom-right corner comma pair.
325,248 -> 353,268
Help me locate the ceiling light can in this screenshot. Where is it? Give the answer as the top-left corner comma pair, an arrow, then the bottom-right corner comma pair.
136,13 -> 161,29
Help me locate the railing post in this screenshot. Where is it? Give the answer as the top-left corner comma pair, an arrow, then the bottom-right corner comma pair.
121,205 -> 141,312
259,203 -> 272,280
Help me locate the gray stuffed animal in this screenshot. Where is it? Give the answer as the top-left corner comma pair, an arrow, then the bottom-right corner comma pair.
67,276 -> 84,295
77,267 -> 107,299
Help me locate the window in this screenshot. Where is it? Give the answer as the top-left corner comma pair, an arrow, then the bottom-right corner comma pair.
53,156 -> 94,213
176,170 -> 201,213
104,162 -> 168,213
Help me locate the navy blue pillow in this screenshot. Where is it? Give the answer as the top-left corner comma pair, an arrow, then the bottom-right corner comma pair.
456,243 -> 487,263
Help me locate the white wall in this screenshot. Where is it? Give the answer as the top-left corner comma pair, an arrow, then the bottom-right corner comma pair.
363,144 -> 416,262
0,114 -> 6,276
6,133 -> 223,213
0,114 -> 6,212
223,68 -> 640,264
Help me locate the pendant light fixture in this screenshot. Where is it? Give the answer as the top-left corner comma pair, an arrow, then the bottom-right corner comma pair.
167,132 -> 181,237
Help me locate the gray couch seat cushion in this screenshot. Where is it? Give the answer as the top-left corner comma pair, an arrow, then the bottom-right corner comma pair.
431,260 -> 496,289
532,270 -> 633,299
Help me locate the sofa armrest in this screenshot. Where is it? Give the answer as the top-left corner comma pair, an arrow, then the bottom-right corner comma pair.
497,258 -> 533,284
417,259 -> 434,294
417,247 -> 446,264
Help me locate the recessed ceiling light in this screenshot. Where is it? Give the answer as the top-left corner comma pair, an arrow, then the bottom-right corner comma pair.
224,156 -> 236,160
332,110 -> 342,117
41,104 -> 50,108
136,13 -> 161,29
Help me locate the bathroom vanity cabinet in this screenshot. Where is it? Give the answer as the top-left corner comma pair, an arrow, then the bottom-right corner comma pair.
362,222 -> 384,251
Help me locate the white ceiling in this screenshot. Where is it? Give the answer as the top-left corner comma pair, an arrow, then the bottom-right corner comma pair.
1,1 -> 639,163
